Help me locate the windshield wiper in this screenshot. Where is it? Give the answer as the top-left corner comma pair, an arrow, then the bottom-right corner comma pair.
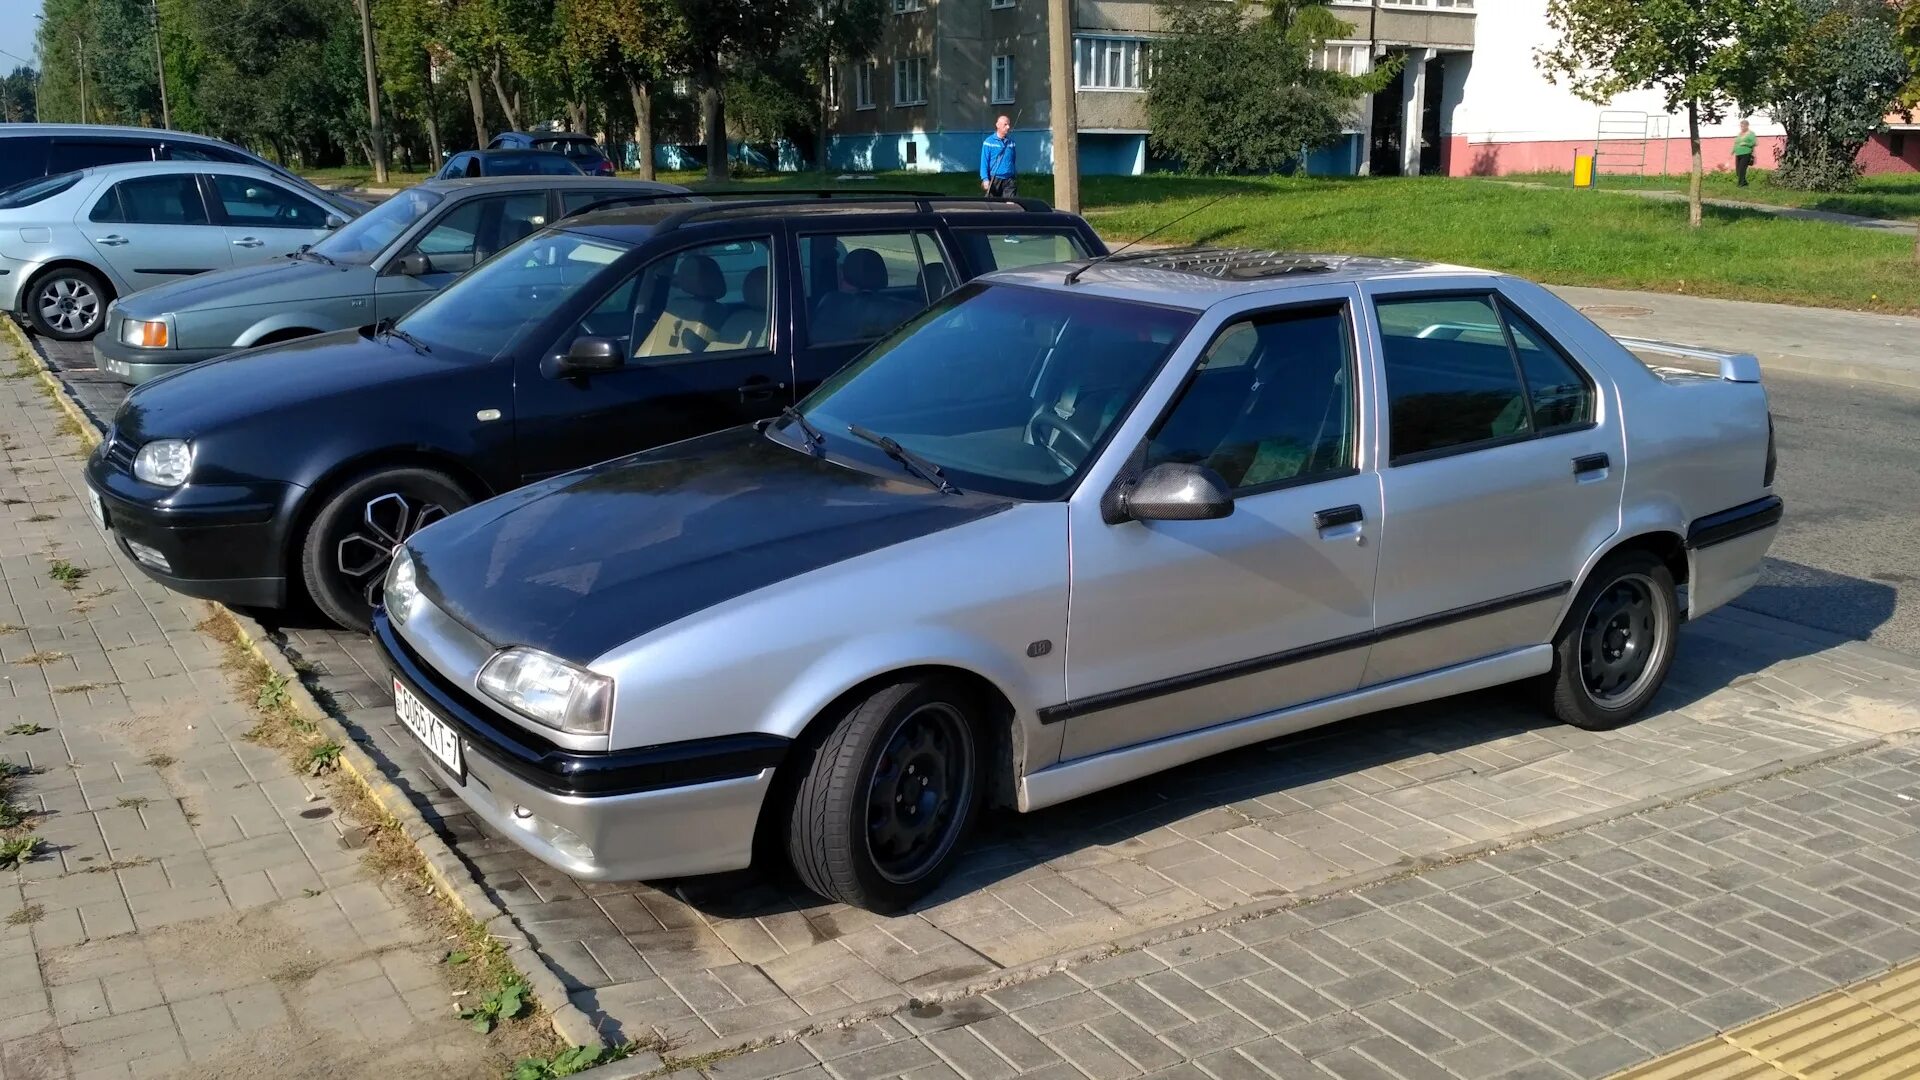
373,316 -> 430,354
846,423 -> 959,495
290,245 -> 337,266
780,406 -> 825,456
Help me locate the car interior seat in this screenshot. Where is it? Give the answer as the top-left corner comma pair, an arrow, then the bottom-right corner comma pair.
634,253 -> 725,357
710,265 -> 770,351
812,249 -> 919,343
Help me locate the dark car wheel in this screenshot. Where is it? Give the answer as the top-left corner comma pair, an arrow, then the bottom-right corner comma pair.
787,676 -> 983,912
300,467 -> 470,630
1543,550 -> 1678,731
28,266 -> 110,341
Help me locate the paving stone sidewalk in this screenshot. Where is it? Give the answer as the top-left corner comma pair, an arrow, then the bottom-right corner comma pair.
0,369 -> 509,1076
641,738 -> 1920,1080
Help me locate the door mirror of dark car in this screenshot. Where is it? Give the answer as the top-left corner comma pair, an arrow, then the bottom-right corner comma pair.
392,252 -> 432,276
543,336 -> 625,379
1115,462 -> 1235,523
324,213 -> 346,230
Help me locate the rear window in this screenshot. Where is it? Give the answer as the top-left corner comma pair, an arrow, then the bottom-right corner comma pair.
0,172 -> 81,210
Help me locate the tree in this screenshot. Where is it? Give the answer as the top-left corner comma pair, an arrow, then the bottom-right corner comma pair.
794,0 -> 885,173
562,0 -> 685,179
1760,0 -> 1909,191
1537,0 -> 1797,229
0,67 -> 35,123
677,0 -> 805,181
1147,0 -> 1397,175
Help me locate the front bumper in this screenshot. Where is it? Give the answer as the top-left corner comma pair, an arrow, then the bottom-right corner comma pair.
93,331 -> 228,384
84,443 -> 298,609
374,610 -> 787,882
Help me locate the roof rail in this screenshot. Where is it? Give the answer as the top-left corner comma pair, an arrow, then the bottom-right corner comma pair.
558,188 -> 1055,226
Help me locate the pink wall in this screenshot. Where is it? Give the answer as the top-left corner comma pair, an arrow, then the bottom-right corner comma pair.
1858,132 -> 1920,175
1443,135 -> 1784,178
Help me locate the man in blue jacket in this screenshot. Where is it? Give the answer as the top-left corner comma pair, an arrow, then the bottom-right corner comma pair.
981,115 -> 1017,197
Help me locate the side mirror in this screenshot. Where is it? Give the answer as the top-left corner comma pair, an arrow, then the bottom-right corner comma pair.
542,336 -> 624,379
1112,462 -> 1234,523
324,213 -> 346,230
392,252 -> 432,277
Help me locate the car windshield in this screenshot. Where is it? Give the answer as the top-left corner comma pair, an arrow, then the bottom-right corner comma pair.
396,227 -> 632,358
311,188 -> 442,262
791,283 -> 1197,500
0,171 -> 81,210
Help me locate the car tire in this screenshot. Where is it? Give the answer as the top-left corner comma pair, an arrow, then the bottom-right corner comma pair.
26,266 -> 110,341
299,467 -> 470,631
787,676 -> 984,912
1544,550 -> 1678,730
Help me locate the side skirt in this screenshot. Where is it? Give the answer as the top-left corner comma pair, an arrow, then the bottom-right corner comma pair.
1017,645 -> 1554,812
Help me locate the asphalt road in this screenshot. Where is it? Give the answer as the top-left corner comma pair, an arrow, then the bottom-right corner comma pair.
28,331 -> 1920,656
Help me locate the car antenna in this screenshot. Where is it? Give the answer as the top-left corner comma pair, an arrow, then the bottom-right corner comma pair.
1063,192 -> 1232,285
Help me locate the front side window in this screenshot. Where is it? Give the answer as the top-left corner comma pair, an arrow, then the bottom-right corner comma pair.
396,228 -> 633,358
210,174 -> 330,229
313,187 -> 443,263
400,193 -> 549,273
895,57 -> 928,106
1375,293 -> 1591,463
792,284 -> 1197,500
564,237 -> 773,361
956,229 -> 1089,273
91,175 -> 208,225
1147,306 -> 1356,492
800,231 -> 945,345
49,141 -> 153,172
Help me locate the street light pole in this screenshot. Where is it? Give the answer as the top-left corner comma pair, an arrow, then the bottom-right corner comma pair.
353,0 -> 389,184
150,0 -> 171,129
1047,0 -> 1079,213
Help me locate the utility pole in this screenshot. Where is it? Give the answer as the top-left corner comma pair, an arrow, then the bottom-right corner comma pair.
149,0 -> 171,128
1046,0 -> 1079,213
77,36 -> 87,124
354,0 -> 389,184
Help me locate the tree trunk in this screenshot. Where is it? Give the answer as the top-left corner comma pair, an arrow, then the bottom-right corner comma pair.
421,52 -> 443,164
1686,98 -> 1702,230
491,59 -> 520,131
627,74 -> 655,181
567,99 -> 586,133
816,54 -> 831,173
702,71 -> 725,183
466,70 -> 487,148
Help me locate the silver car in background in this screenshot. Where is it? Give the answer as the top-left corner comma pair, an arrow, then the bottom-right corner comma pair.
377,248 -> 1781,912
94,175 -> 690,383
0,160 -> 356,341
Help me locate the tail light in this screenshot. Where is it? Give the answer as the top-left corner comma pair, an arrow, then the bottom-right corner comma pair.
1763,411 -> 1777,487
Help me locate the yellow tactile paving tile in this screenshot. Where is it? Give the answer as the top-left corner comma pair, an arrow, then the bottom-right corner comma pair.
1610,958 -> 1920,1080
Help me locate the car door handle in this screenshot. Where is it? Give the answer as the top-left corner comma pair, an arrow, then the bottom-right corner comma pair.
231,237 -> 265,248
737,379 -> 786,403
96,234 -> 129,246
1573,453 -> 1610,475
1314,504 -> 1364,530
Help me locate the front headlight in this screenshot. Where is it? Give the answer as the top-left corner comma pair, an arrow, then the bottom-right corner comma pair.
120,316 -> 170,349
383,546 -> 420,626
476,647 -> 613,736
132,439 -> 192,486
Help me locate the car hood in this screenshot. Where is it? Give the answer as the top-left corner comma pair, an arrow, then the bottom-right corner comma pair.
115,258 -> 369,317
116,329 -> 451,442
408,426 -> 1015,664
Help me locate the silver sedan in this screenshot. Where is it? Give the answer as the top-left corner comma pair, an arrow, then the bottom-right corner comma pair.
0,160 -> 352,341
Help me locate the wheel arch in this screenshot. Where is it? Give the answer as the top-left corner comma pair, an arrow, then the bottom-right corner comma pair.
1556,527 -> 1688,640
238,323 -> 324,349
21,258 -> 119,313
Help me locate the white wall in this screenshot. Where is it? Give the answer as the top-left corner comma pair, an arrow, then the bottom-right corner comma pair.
1450,0 -> 1780,144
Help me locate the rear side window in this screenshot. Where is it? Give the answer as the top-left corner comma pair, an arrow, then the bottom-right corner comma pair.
535,138 -> 598,156
0,136 -> 51,188
800,230 -> 947,345
1374,294 -> 1594,464
0,172 -> 81,210
956,229 -> 1089,272
90,175 -> 210,225
164,143 -> 251,164
49,140 -> 155,172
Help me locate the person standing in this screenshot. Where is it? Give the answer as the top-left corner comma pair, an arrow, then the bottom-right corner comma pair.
1733,120 -> 1757,188
981,115 -> 1017,198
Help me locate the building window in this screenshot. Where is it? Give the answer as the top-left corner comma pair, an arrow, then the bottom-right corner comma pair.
991,0 -> 1014,7
827,65 -> 839,110
855,62 -> 875,110
1312,42 -> 1373,77
991,55 -> 1014,104
892,0 -> 925,11
1075,36 -> 1149,92
1892,131 -> 1908,157
895,56 -> 928,106
1380,0 -> 1472,7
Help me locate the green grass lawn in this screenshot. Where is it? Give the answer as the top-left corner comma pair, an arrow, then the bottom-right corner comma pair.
303,165 -> 1920,313
1503,167 -> 1920,223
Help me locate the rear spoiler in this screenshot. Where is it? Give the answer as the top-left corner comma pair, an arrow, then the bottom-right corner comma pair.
1613,336 -> 1763,383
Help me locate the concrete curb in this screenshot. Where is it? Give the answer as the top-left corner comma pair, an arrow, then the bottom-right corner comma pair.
3,316 -> 615,1059
581,734 -> 1888,1077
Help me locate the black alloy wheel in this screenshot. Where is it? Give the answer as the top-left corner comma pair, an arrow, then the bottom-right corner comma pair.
299,467 -> 470,630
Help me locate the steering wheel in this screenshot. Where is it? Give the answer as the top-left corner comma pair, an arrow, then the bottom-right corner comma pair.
1026,409 -> 1093,474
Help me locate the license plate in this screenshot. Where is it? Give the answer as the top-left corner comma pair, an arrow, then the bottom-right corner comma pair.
394,677 -> 464,782
86,487 -> 106,532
